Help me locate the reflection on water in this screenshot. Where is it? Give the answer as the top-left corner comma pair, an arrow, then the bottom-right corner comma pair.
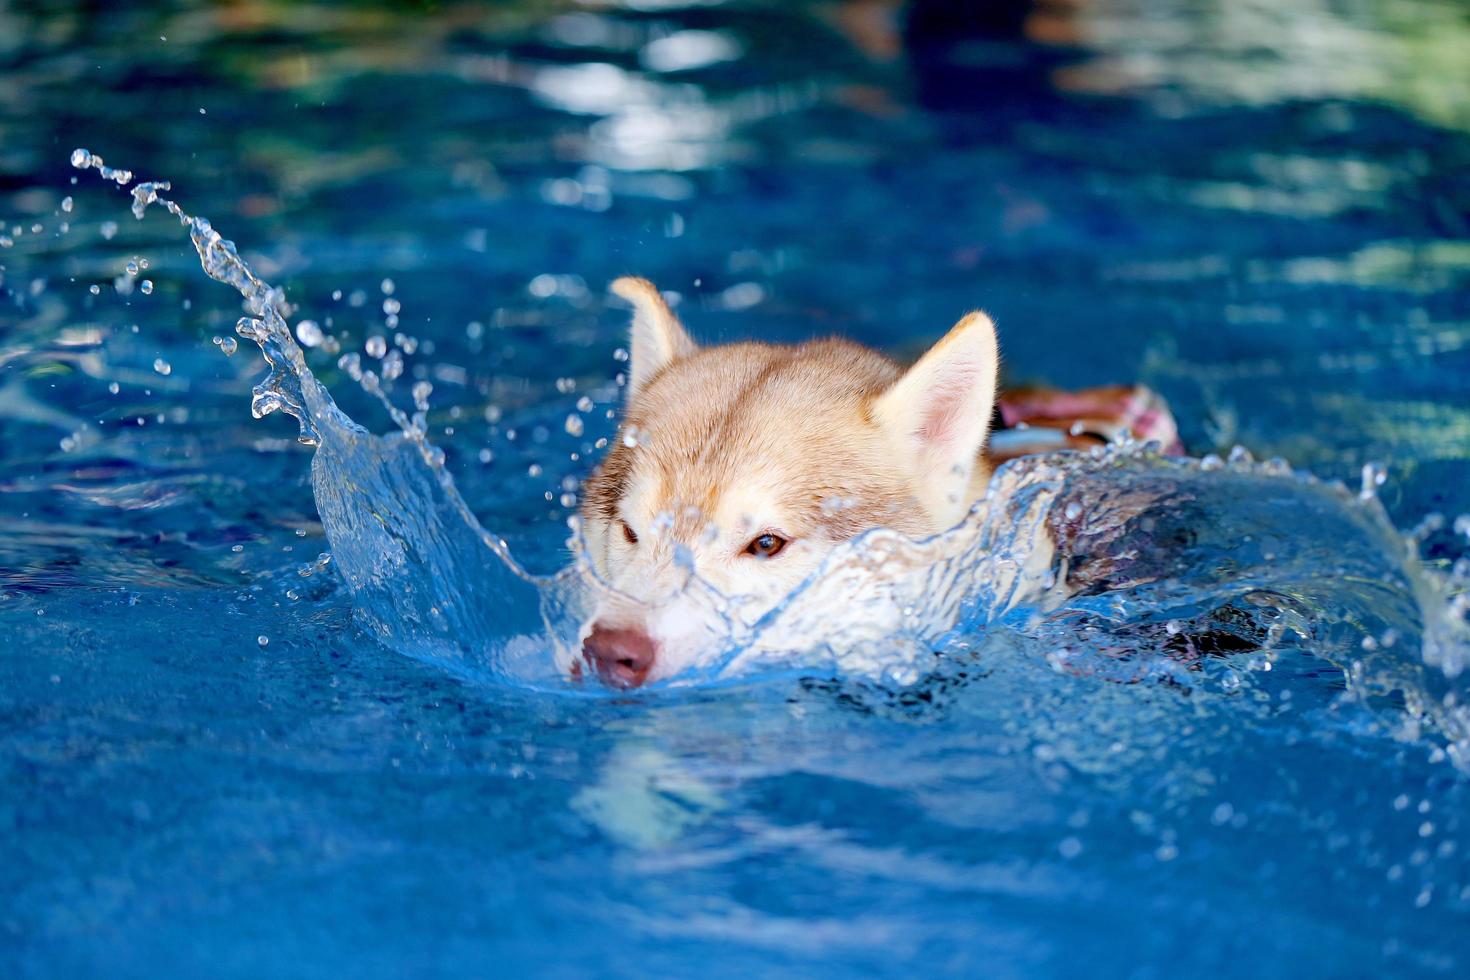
1063,0 -> 1470,132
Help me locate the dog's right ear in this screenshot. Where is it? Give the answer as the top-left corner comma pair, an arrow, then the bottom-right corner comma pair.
611,277 -> 697,396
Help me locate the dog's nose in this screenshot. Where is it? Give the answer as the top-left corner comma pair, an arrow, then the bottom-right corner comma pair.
582,624 -> 657,689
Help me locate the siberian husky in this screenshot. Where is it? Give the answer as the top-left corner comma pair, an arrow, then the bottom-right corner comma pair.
574,277 -> 1178,687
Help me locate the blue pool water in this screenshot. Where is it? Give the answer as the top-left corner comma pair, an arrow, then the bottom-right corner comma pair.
3,1 -> 1470,976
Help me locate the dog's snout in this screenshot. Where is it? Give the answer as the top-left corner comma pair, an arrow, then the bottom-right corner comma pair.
582,624 -> 656,689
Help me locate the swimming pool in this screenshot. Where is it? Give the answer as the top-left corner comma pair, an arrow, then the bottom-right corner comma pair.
3,1 -> 1469,975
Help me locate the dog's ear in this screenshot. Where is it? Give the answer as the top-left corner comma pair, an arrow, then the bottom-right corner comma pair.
611,277 -> 697,396
874,311 -> 999,521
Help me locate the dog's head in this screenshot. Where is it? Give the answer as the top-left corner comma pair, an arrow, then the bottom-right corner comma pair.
575,277 -> 999,687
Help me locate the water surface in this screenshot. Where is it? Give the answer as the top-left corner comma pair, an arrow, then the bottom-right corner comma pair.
3,1 -> 1470,976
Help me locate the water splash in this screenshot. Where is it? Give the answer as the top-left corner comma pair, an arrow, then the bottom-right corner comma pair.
72,151 -> 1469,768
74,148 -> 548,678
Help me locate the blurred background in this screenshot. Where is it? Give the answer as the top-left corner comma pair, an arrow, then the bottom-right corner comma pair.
2,0 -> 1468,580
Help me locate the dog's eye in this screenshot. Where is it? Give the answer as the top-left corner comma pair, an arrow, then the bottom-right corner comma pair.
744,533 -> 788,559
620,521 -> 638,545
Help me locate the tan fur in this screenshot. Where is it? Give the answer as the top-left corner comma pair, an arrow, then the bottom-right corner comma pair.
577,277 -> 1000,683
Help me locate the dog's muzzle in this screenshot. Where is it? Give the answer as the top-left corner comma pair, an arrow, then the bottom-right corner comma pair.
582,624 -> 657,689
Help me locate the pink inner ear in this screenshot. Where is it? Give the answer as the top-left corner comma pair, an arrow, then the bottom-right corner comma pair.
915,360 -> 984,451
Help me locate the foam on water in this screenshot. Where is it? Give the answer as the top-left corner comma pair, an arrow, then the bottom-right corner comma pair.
75,150 -> 1470,768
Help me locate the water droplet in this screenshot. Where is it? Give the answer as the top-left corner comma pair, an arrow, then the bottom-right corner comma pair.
60,196 -> 73,213
380,349 -> 403,381
1359,461 -> 1387,500
1063,501 -> 1082,521
219,337 -> 238,356
100,221 -> 118,240
257,635 -> 269,647
820,496 -> 852,516
412,381 -> 433,411
365,335 -> 387,359
528,463 -> 543,478
380,277 -> 395,295
125,259 -> 139,276
153,358 -> 171,376
564,413 -> 584,438
88,284 -> 100,295
622,426 -> 643,448
70,148 -> 93,168
140,279 -> 153,294
295,319 -> 324,347
1058,837 -> 1083,859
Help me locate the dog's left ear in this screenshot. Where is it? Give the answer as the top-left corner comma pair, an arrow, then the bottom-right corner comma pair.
874,311 -> 999,521
611,277 -> 697,396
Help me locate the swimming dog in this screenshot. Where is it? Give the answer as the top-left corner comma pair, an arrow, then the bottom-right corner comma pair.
576,277 -> 1178,687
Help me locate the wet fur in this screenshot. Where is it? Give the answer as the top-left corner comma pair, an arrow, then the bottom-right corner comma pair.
577,277 -> 1000,683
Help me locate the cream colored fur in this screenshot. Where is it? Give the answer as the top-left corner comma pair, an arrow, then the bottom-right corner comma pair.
577,277 -> 1000,683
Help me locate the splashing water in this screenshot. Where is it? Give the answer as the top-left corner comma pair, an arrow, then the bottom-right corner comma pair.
74,150 -> 1469,768
75,149 -> 549,681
